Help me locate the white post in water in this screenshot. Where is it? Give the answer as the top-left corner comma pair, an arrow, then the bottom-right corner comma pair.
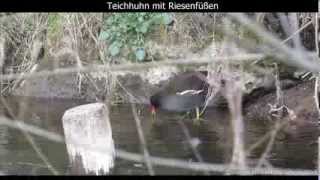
62,103 -> 115,175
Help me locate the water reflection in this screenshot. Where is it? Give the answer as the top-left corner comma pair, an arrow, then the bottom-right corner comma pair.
0,96 -> 317,175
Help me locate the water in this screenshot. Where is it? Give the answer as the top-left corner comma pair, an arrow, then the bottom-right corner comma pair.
0,96 -> 317,175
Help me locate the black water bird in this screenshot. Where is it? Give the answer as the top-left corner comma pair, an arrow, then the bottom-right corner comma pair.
150,71 -> 209,123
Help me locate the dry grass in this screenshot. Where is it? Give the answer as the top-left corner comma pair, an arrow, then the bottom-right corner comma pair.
0,12 -> 319,175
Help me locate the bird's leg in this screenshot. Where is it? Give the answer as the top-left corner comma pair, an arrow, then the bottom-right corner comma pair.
193,107 -> 204,125
198,107 -> 206,117
152,114 -> 156,124
181,111 -> 191,119
151,108 -> 156,124
196,107 -> 200,120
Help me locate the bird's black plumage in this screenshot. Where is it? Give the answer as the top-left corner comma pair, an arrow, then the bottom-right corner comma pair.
150,71 -> 209,112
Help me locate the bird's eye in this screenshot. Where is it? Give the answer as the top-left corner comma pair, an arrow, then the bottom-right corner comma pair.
220,79 -> 226,86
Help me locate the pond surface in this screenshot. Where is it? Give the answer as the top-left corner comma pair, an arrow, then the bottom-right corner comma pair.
0,96 -> 317,175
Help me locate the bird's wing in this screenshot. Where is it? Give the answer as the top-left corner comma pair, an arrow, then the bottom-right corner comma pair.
176,89 -> 204,95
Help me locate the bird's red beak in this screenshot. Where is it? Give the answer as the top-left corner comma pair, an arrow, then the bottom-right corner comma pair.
151,105 -> 156,115
151,105 -> 156,123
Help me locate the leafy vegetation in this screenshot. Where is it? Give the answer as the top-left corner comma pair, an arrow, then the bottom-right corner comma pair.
47,13 -> 63,43
99,13 -> 173,62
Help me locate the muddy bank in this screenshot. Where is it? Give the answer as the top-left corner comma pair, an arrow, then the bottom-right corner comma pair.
244,80 -> 318,134
10,67 -> 302,108
10,66 -> 181,103
8,54 -> 313,119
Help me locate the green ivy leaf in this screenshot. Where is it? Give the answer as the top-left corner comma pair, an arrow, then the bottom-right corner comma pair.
109,42 -> 121,56
152,14 -> 164,24
98,31 -> 110,41
135,48 -> 145,61
101,13 -> 170,61
138,16 -> 144,22
162,14 -> 173,25
139,22 -> 149,33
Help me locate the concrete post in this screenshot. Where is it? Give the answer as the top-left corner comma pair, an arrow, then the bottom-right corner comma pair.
62,103 -> 115,175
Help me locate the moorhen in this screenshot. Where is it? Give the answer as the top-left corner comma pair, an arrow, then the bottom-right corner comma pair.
150,71 -> 209,123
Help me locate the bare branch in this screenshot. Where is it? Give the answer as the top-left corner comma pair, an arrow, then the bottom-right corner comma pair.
0,54 -> 265,81
0,116 -> 316,175
130,99 -> 155,175
228,13 -> 320,73
0,97 -> 59,175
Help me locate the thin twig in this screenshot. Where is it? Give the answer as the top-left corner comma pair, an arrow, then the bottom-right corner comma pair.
116,78 -> 142,104
253,63 -> 284,169
0,36 -> 4,94
0,116 -> 316,175
228,13 -> 320,73
0,13 -> 317,176
0,54 -> 265,81
280,15 -> 304,49
318,137 -> 320,175
255,121 -> 281,168
314,77 -> 320,117
116,149 -> 316,175
273,63 -> 284,107
130,99 -> 155,175
225,78 -> 247,174
0,98 -> 59,175
177,119 -> 210,175
315,13 -> 319,57
0,116 -> 64,142
246,117 -> 291,154
314,13 -> 320,118
281,17 -> 312,46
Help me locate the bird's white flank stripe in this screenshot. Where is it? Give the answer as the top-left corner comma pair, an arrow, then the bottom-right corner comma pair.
176,89 -> 204,95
